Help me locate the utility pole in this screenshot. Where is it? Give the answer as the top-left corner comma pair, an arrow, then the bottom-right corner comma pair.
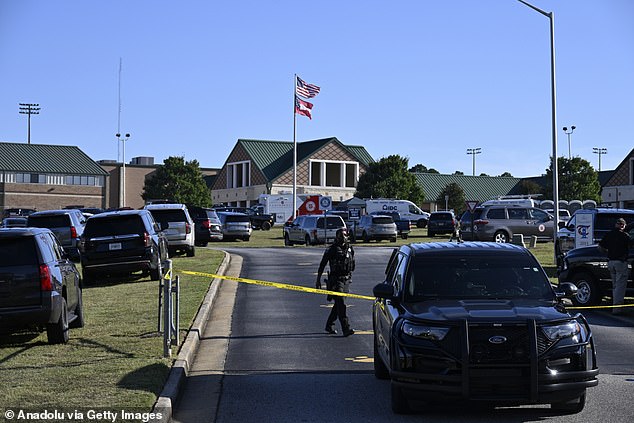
19,103 -> 40,144
466,148 -> 481,176
116,133 -> 131,208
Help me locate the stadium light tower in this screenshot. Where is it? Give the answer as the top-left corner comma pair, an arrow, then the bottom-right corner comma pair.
562,125 -> 576,159
116,133 -> 131,208
467,148 -> 481,176
19,103 -> 40,144
593,147 -> 607,171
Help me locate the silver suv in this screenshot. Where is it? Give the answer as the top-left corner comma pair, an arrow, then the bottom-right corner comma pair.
284,214 -> 346,246
27,209 -> 86,261
351,214 -> 397,243
461,205 -> 554,243
144,203 -> 195,257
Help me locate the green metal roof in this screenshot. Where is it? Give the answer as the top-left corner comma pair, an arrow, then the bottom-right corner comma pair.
413,173 -> 523,202
0,142 -> 108,175
237,138 -> 373,181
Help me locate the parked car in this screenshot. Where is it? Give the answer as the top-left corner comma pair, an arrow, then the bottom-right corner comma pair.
351,214 -> 397,243
427,211 -> 457,237
2,208 -> 37,218
460,205 -> 555,243
546,208 -> 572,224
145,203 -> 196,257
79,209 -> 169,284
0,227 -> 84,344
214,206 -> 275,230
188,206 -> 223,246
372,242 -> 598,414
370,211 -> 410,239
558,222 -> 634,306
555,208 -> 634,259
27,209 -> 86,261
1,217 -> 28,227
216,211 -> 252,241
283,214 -> 346,246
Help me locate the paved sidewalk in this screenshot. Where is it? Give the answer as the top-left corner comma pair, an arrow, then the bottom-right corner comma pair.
153,253 -> 241,423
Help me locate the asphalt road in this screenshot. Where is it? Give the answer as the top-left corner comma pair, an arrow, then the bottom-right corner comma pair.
179,246 -> 634,423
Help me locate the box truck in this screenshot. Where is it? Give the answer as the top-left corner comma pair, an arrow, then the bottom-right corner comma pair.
257,194 -> 333,224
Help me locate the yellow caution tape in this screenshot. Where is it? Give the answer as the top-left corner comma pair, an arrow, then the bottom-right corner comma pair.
567,303 -> 634,310
180,270 -> 375,301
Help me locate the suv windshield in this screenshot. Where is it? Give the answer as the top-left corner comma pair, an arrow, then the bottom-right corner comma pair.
85,216 -> 146,237
372,216 -> 393,224
405,254 -> 553,301
224,214 -> 250,223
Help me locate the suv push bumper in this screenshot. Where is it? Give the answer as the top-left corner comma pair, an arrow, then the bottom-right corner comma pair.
390,318 -> 599,404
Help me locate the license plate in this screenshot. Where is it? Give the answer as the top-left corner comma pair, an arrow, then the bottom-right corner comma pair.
109,242 -> 122,251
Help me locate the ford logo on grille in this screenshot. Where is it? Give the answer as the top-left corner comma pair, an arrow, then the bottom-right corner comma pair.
489,336 -> 507,344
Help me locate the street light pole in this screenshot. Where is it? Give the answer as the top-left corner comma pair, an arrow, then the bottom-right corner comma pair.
562,126 -> 575,159
518,0 -> 560,262
592,147 -> 607,171
116,133 -> 131,208
19,103 -> 40,144
466,148 -> 482,176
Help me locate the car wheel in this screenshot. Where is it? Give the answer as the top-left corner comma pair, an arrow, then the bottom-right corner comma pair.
261,221 -> 272,231
243,236 -> 250,241
428,230 -> 435,237
150,257 -> 163,281
494,230 -> 509,243
402,233 -> 408,239
390,237 -> 397,242
417,219 -> 427,228
187,245 -> 195,257
305,235 -> 312,246
363,231 -> 370,243
82,269 -> 95,285
373,335 -> 390,380
47,298 -> 69,344
391,382 -> 412,414
69,288 -> 85,329
551,392 -> 586,414
284,233 -> 292,246
571,272 -> 602,306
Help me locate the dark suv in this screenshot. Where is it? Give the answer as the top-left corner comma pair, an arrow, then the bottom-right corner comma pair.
27,209 -> 86,261
0,227 -> 84,344
188,206 -> 223,246
427,211 -> 456,237
558,222 -> 634,306
373,242 -> 598,414
79,210 -> 168,284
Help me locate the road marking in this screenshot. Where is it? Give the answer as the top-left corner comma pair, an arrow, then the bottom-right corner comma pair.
345,355 -> 374,363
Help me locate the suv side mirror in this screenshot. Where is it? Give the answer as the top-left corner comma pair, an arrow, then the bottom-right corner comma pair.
555,282 -> 578,299
373,282 -> 396,299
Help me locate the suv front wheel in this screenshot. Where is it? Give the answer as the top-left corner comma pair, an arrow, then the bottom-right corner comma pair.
571,272 -> 602,306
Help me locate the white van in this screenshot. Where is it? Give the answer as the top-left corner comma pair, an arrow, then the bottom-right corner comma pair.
365,199 -> 430,228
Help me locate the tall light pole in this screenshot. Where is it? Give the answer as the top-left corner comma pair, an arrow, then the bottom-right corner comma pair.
466,148 -> 482,176
593,147 -> 607,171
116,133 -> 131,208
562,125 -> 575,159
518,0 -> 560,262
19,103 -> 40,144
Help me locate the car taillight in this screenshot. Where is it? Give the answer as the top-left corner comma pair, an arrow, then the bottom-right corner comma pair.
144,232 -> 152,247
186,223 -> 192,234
40,264 -> 52,291
70,226 -> 77,239
474,219 -> 489,225
202,219 -> 211,229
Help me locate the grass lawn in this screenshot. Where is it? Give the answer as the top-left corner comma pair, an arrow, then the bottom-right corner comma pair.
0,227 -> 561,412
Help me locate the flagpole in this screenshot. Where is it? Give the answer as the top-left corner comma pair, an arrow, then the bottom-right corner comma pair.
292,74 -> 297,220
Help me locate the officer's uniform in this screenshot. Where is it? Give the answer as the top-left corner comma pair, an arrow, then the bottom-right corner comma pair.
316,234 -> 355,336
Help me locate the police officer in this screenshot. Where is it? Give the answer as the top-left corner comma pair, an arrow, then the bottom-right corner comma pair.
598,218 -> 631,315
316,228 -> 355,336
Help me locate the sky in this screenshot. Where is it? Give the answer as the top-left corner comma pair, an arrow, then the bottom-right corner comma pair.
1,0 -> 633,178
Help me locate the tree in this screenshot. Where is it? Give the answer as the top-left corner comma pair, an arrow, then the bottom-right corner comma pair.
436,182 -> 466,216
408,163 -> 428,173
355,155 -> 425,204
499,171 -> 513,177
453,170 -> 464,176
142,156 -> 212,207
543,156 -> 601,202
518,180 -> 543,197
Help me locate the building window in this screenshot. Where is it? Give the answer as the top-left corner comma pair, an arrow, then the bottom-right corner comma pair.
309,160 -> 358,188
226,161 -> 251,188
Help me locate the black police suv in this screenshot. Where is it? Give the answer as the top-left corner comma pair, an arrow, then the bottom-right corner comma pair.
373,242 -> 598,414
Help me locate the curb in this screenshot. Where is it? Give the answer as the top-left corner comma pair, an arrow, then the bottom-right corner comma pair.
152,251 -> 231,423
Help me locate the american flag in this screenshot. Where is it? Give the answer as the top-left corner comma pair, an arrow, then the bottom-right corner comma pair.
295,95 -> 313,119
296,76 -> 320,99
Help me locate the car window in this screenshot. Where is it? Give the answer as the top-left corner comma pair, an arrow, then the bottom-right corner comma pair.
486,208 -> 505,219
385,251 -> 403,289
28,214 -> 70,228
225,214 -> 250,223
372,216 -> 393,224
324,216 -> 344,228
85,215 -> 145,237
0,236 -> 39,266
148,209 -> 187,223
530,209 -> 550,222
406,254 -> 553,301
507,208 -> 529,219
